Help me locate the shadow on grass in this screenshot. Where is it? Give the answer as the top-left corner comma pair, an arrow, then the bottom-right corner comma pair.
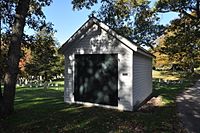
0,87 -> 184,133
2,72 -> 199,133
152,72 -> 200,104
153,83 -> 184,104
159,71 -> 185,78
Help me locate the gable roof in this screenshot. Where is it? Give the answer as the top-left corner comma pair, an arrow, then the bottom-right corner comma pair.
59,17 -> 155,58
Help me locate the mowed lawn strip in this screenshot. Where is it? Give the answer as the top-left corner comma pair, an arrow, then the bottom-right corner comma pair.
1,71 -> 199,133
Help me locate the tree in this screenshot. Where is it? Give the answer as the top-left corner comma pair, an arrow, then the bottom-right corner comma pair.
72,0 -> 98,9
155,0 -> 200,20
151,36 -> 171,69
0,36 -> 7,107
158,15 -> 200,72
151,0 -> 200,72
0,0 -> 31,117
131,3 -> 164,48
0,0 -> 93,118
25,26 -> 61,82
0,0 -> 53,117
18,48 -> 32,78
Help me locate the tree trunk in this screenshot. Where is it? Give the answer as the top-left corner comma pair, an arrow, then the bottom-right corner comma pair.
189,62 -> 195,73
0,6 -> 3,117
0,70 -> 2,107
0,74 -> 2,118
0,74 -> 1,100
196,0 -> 200,18
1,0 -> 30,117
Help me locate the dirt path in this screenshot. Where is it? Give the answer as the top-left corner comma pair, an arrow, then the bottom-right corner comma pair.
176,79 -> 200,133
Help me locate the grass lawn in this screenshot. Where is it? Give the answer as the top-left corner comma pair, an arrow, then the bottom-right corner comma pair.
0,71 -> 199,133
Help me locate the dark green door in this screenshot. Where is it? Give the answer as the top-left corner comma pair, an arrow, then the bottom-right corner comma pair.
74,54 -> 118,106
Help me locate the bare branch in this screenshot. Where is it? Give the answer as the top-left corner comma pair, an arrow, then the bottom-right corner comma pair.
180,9 -> 198,19
196,0 -> 200,18
158,8 -> 198,20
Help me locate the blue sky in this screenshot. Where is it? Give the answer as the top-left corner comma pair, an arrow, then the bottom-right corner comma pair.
42,0 -> 100,45
27,0 -> 179,45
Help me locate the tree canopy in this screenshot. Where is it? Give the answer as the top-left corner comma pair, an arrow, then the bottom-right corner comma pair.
155,0 -> 200,20
157,14 -> 200,72
25,26 -> 63,81
153,0 -> 200,72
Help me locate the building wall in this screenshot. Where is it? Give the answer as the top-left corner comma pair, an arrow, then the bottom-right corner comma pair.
63,24 -> 133,111
133,52 -> 152,108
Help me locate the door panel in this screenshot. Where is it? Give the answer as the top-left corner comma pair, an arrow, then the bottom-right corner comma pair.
74,54 -> 118,106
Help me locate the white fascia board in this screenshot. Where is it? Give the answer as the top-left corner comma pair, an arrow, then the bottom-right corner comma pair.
59,19 -> 94,53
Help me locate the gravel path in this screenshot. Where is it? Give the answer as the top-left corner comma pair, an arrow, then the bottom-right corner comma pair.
176,79 -> 200,133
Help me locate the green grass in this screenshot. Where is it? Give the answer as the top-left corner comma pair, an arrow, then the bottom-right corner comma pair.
152,71 -> 199,105
0,72 -> 199,133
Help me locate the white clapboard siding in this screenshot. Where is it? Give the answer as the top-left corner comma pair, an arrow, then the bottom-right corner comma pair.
133,52 -> 152,108
63,24 -> 134,111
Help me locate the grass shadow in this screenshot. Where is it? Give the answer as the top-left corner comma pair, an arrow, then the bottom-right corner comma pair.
1,72 -> 199,133
0,87 -> 181,133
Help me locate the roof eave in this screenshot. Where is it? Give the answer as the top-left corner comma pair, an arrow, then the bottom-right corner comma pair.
58,17 -> 96,54
59,17 -> 154,59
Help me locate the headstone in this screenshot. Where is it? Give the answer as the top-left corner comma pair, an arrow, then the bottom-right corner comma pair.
44,81 -> 48,89
25,79 -> 28,86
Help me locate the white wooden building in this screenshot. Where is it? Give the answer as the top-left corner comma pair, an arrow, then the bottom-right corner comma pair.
59,17 -> 154,111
